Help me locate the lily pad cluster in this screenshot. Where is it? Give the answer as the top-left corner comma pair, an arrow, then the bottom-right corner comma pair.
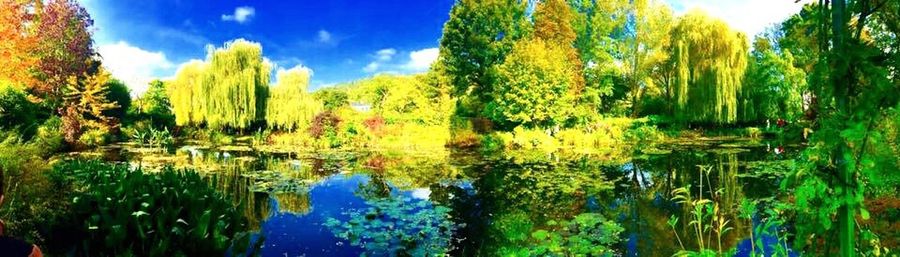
323,196 -> 458,256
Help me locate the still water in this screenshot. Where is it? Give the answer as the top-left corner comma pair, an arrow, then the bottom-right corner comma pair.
97,139 -> 797,257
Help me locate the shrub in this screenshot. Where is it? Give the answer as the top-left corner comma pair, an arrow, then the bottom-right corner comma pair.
34,117 -> 65,156
363,115 -> 386,136
0,86 -> 40,138
51,160 -> 260,257
495,127 -> 559,152
0,139 -> 66,247
77,128 -> 110,148
309,111 -> 341,140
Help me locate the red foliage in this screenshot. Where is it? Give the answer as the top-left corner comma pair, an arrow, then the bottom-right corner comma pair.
308,111 -> 341,139
32,0 -> 97,105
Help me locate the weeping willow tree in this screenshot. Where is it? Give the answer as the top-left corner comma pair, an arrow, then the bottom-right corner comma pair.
168,39 -> 270,130
670,10 -> 749,125
168,60 -> 208,126
204,39 -> 270,130
266,66 -> 322,131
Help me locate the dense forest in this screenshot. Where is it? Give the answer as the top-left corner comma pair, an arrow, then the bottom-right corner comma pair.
0,0 -> 898,256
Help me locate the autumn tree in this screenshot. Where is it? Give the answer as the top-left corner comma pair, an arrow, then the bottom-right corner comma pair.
670,10 -> 749,125
62,68 -> 118,143
32,0 -> 97,110
0,0 -> 38,87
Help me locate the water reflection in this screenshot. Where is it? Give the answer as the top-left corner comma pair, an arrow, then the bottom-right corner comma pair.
99,141 -> 795,256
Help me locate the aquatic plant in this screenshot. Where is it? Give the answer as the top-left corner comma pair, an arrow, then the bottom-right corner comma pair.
323,196 -> 457,256
670,165 -> 735,255
50,160 -> 260,257
527,213 -> 624,256
129,126 -> 174,147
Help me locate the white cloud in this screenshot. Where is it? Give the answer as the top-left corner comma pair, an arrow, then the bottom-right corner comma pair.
274,65 -> 314,82
97,41 -> 173,96
375,48 -> 396,61
221,6 -> 256,24
404,48 -> 439,72
318,30 -> 332,43
665,0 -> 813,39
363,62 -> 380,73
362,48 -> 398,73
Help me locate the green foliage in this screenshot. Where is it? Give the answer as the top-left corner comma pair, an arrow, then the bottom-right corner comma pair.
77,128 -> 109,148
670,10 -> 749,125
490,38 -> 576,128
266,66 -> 321,131
313,89 -> 349,111
524,213 -> 624,256
33,116 -> 65,155
740,36 -> 806,123
126,124 -> 174,147
0,138 -> 68,247
102,79 -> 131,122
344,73 -> 452,125
623,0 -> 674,117
569,0 -> 629,116
779,1 -> 900,255
51,160 -> 259,257
135,79 -> 175,129
323,195 -> 457,256
0,85 -> 40,138
439,0 -> 530,117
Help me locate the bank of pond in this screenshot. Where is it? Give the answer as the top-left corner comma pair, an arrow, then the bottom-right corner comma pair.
9,135 -> 896,257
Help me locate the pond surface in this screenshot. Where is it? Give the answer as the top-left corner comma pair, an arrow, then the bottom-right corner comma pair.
91,139 -> 798,257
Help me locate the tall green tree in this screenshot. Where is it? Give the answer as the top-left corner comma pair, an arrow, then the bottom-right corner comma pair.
670,10 -> 749,125
102,79 -> 131,122
784,1 -> 899,256
490,38 -> 575,128
137,79 -> 174,128
568,0 -> 630,117
438,0 -> 530,118
623,0 -> 673,117
739,36 -> 806,123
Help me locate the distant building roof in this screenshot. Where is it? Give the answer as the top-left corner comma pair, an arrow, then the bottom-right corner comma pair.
350,102 -> 371,112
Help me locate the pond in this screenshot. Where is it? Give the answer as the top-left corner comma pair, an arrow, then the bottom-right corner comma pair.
88,139 -> 798,257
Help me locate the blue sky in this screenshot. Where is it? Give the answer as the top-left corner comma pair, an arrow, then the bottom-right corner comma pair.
82,0 -> 808,96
